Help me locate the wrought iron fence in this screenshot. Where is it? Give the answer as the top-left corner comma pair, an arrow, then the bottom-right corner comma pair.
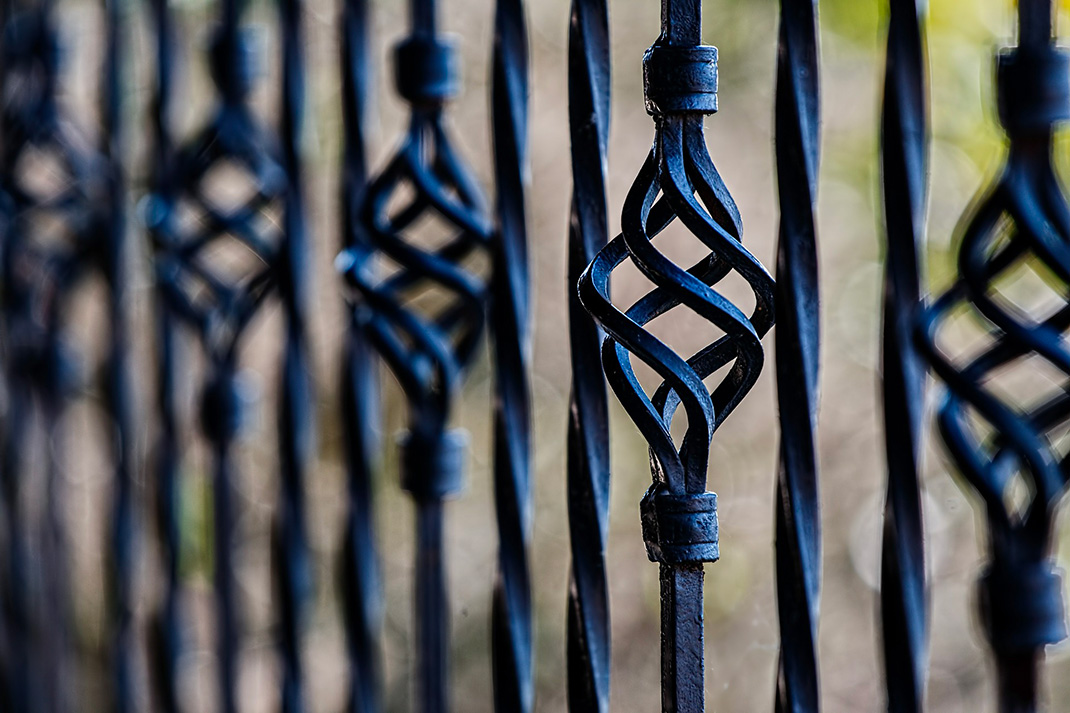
1,0 -> 1070,711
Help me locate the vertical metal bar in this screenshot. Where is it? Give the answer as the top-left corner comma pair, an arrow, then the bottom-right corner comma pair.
212,427 -> 239,713
146,0 -> 183,708
772,1 -> 821,712
275,0 -> 312,706
565,0 -> 612,709
879,0 -> 930,711
1019,0 -> 1051,48
102,0 -> 137,710
0,0 -> 127,707
339,0 -> 383,710
489,0 -> 532,709
415,498 -> 448,712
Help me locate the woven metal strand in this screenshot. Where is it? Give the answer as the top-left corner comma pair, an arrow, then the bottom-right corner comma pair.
772,1 -> 821,712
879,0 -> 930,711
565,0 -> 612,710
579,0 -> 775,709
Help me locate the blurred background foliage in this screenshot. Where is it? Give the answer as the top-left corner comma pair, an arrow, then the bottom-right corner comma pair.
45,0 -> 1070,711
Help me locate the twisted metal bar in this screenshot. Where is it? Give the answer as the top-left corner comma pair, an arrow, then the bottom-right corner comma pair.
879,0 -> 930,711
579,0 -> 774,708
0,0 -> 130,708
917,2 -> 1070,711
489,0 -> 533,710
339,0 -> 492,709
339,0 -> 383,710
772,2 -> 821,712
145,0 -> 311,706
565,0 -> 611,709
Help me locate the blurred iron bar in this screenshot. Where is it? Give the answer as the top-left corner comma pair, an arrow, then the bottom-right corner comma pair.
878,0 -> 930,711
340,0 -> 493,709
145,0 -> 313,706
339,0 -> 384,710
917,1 -> 1070,712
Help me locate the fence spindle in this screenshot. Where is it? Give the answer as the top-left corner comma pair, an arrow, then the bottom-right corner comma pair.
879,0 -> 930,711
565,0 -> 612,710
772,1 -> 821,711
578,0 -> 775,708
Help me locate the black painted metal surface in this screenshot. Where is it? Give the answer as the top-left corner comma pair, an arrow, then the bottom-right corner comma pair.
489,0 -> 533,710
339,0 -> 384,711
880,0 -> 930,711
337,0 -> 493,710
917,1 -> 1070,711
772,2 -> 821,711
578,0 -> 775,709
565,0 -> 612,710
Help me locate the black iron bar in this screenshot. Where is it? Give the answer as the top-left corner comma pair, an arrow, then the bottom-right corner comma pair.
147,0 -> 183,707
879,0 -> 930,711
103,0 -> 137,710
275,0 -> 313,707
772,1 -> 821,712
339,0 -> 383,710
565,0 -> 612,709
489,0 -> 532,709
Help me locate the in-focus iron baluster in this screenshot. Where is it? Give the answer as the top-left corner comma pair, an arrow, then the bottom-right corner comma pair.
144,0 -> 304,705
564,0 -> 611,709
578,0 -> 775,709
274,0 -> 313,708
772,2 -> 821,712
338,0 -> 492,709
879,0 -> 930,711
488,0 -> 532,710
339,0 -> 384,710
917,1 -> 1070,711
